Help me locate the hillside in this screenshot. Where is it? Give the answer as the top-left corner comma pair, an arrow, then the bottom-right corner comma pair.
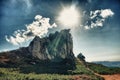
87,62 -> 120,75
0,58 -> 120,80
0,29 -> 76,72
0,58 -> 104,80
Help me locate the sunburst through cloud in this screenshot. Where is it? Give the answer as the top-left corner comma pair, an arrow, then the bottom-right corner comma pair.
57,5 -> 81,28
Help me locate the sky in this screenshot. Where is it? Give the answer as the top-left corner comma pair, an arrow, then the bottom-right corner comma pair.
0,0 -> 120,61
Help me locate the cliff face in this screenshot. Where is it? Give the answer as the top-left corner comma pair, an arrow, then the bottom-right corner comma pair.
29,29 -> 74,62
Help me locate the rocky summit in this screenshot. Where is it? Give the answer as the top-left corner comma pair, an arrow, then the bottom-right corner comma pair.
0,29 -> 76,73
29,29 -> 75,62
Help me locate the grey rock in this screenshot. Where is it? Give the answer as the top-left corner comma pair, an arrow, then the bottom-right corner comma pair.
0,29 -> 76,70
29,29 -> 75,63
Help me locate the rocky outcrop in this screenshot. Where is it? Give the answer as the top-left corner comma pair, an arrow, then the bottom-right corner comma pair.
29,36 -> 49,60
29,29 -> 75,62
28,29 -> 76,69
0,29 -> 76,70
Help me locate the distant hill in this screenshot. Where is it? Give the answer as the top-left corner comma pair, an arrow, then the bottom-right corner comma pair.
92,61 -> 120,67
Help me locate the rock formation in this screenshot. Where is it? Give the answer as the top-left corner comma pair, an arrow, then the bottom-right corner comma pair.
29,29 -> 74,61
0,29 -> 76,71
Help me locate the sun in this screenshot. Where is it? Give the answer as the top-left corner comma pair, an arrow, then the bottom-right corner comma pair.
57,6 -> 80,27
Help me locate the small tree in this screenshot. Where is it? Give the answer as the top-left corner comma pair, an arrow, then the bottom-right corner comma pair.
77,53 -> 85,62
77,53 -> 87,67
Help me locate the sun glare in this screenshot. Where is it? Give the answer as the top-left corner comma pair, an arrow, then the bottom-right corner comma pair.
58,6 -> 80,27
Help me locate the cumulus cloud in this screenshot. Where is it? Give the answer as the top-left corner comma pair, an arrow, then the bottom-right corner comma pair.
85,9 -> 114,29
100,9 -> 114,18
5,15 -> 57,45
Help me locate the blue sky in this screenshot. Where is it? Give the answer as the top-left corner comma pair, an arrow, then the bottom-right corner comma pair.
0,0 -> 120,61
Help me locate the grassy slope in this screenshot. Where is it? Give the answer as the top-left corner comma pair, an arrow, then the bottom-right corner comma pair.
88,63 -> 120,75
0,59 -> 104,80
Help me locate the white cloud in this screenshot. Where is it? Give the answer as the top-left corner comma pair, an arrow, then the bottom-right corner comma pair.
84,25 -> 90,29
85,9 -> 114,29
100,9 -> 114,18
90,10 -> 100,19
5,15 -> 57,46
5,36 -> 19,45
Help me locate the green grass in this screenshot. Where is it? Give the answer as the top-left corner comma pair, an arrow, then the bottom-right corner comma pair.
0,70 -> 71,80
0,59 -> 104,80
71,59 -> 93,75
88,63 -> 120,75
70,59 -> 103,80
